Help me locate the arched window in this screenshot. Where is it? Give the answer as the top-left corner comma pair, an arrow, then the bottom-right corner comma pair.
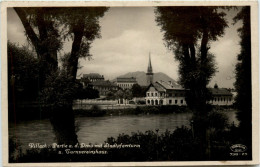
160,100 -> 163,105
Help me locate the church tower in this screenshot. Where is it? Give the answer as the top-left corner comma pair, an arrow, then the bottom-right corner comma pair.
146,53 -> 154,85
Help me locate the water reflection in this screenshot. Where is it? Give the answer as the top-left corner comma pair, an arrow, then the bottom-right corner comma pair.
9,111 -> 238,152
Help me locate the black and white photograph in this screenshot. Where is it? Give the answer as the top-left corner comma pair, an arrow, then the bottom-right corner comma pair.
2,1 -> 259,165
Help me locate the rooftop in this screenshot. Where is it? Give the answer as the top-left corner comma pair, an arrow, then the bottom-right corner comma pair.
156,81 -> 183,90
91,80 -> 117,87
208,88 -> 233,96
83,73 -> 104,79
116,77 -> 137,83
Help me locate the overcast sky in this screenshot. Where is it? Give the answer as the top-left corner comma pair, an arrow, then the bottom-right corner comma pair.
7,7 -> 242,88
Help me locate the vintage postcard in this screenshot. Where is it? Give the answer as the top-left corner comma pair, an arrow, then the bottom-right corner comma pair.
1,1 -> 259,166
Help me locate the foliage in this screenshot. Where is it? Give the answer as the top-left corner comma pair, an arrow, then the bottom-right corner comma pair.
207,111 -> 229,131
14,7 -> 109,81
75,84 -> 100,100
40,69 -> 80,107
233,7 -> 252,144
131,84 -> 146,97
234,6 -> 252,148
155,7 -> 228,110
8,42 -> 40,101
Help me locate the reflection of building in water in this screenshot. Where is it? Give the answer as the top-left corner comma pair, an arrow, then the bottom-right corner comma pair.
116,77 -> 137,90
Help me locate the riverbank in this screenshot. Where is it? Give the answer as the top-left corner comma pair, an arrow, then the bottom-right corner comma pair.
74,105 -> 192,117
9,104 -> 235,122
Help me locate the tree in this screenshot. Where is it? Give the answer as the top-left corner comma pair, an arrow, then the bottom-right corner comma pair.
131,83 -> 144,97
14,7 -> 108,81
8,42 -> 40,101
155,7 -> 229,159
13,7 -> 108,145
233,7 -> 251,145
155,7 -> 227,112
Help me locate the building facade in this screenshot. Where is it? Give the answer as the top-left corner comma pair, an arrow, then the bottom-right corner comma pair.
82,73 -> 104,82
145,82 -> 234,106
91,80 -> 118,96
116,77 -> 137,90
145,81 -> 187,106
207,84 -> 233,106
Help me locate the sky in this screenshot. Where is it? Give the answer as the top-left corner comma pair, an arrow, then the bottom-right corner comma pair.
7,7 -> 242,88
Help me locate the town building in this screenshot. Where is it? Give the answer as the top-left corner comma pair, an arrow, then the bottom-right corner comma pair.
207,84 -> 234,106
91,80 -> 118,96
80,73 -> 105,88
145,81 -> 187,106
116,77 -> 137,90
83,73 -> 104,82
144,54 -> 233,106
145,82 -> 234,106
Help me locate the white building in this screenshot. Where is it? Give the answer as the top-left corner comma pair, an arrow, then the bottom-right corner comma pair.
207,84 -> 233,106
145,81 -> 187,106
145,82 -> 234,106
116,77 -> 137,90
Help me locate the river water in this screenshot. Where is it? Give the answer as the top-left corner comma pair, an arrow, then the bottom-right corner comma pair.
9,110 -> 238,152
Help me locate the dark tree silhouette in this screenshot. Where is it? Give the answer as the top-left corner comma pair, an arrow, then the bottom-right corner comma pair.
233,6 -> 252,152
155,7 -> 227,111
131,83 -> 145,97
155,7 -> 229,159
13,7 -> 108,145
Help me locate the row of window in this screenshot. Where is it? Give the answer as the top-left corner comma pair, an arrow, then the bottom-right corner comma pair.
168,93 -> 184,97
147,99 -> 163,105
146,99 -> 185,105
147,92 -> 163,97
117,83 -> 134,87
93,87 -> 117,91
147,92 -> 185,97
213,97 -> 232,102
169,99 -> 184,104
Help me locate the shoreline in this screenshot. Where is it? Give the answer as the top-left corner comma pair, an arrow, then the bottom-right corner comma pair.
8,104 -> 236,122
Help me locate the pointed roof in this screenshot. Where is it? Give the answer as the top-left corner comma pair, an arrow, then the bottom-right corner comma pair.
147,52 -> 153,74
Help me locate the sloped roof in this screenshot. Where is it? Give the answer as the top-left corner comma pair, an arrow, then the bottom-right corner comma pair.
152,82 -> 165,92
156,81 -> 184,90
83,73 -> 104,79
116,77 -> 137,83
208,88 -> 233,96
91,80 -> 117,87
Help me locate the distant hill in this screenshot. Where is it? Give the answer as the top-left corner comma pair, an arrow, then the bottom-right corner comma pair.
112,71 -> 178,86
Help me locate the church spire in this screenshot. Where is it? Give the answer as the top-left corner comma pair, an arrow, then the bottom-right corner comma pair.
147,52 -> 153,73
146,52 -> 154,85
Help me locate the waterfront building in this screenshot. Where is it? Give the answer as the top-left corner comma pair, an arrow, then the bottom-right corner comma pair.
145,82 -> 234,106
145,81 -> 186,106
116,77 -> 137,90
144,54 -> 233,106
207,84 -> 234,106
